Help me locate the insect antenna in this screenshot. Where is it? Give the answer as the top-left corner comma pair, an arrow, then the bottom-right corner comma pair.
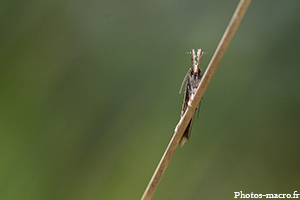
179,69 -> 190,94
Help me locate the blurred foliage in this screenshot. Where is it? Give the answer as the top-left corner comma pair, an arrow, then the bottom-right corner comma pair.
1,0 -> 300,200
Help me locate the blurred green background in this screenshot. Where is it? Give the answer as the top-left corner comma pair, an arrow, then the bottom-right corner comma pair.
1,0 -> 300,199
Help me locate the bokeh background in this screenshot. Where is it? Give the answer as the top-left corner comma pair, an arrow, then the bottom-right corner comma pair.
1,0 -> 300,199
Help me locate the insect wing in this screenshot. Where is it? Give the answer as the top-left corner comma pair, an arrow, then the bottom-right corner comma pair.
179,74 -> 194,146
181,74 -> 191,116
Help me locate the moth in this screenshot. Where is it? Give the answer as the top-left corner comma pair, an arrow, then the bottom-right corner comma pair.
179,49 -> 204,147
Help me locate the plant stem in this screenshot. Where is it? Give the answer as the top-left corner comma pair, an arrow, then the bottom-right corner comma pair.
141,1 -> 252,199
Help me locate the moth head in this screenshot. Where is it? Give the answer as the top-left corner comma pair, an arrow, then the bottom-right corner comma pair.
188,49 -> 203,75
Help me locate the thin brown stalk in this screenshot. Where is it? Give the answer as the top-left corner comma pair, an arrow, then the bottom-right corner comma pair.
141,1 -> 252,199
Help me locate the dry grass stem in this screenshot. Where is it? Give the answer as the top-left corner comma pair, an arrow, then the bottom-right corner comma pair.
141,0 -> 252,199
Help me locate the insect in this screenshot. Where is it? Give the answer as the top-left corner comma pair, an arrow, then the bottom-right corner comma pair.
179,49 -> 204,147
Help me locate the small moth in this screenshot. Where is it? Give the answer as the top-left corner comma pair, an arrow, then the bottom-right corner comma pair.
179,49 -> 204,147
